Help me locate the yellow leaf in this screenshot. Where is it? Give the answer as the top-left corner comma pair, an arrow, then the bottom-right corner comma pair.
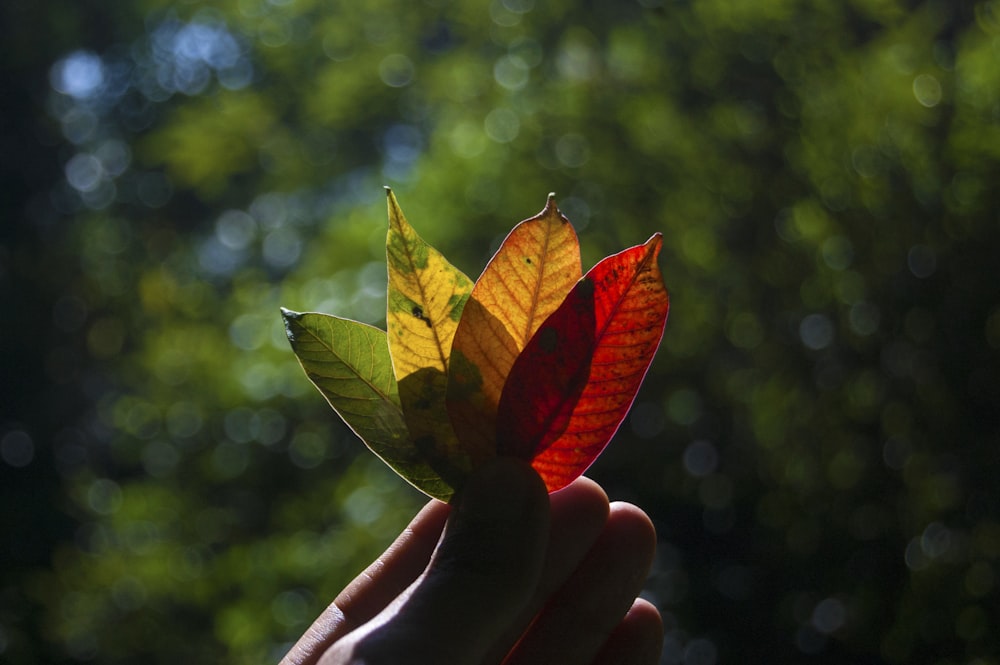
385,189 -> 475,486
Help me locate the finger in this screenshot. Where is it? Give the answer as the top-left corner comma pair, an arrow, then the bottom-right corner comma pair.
482,476 -> 609,663
338,458 -> 550,665
280,499 -> 450,665
591,599 -> 664,665
335,500 -> 451,626
503,502 -> 657,665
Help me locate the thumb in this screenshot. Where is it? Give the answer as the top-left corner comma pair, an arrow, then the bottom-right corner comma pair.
339,457 -> 550,665
430,455 -> 550,595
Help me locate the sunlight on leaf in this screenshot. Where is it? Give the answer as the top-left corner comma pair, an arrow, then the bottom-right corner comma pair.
284,191 -> 669,499
447,194 -> 582,456
497,234 -> 670,491
384,188 -> 476,486
281,309 -> 454,500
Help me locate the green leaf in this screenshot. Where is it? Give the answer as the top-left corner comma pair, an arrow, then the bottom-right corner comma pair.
280,308 -> 454,501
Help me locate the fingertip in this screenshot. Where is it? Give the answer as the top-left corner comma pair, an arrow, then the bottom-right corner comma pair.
551,475 -> 609,510
549,475 -> 609,527
552,473 -> 607,499
625,598 -> 664,642
592,598 -> 664,665
607,502 -> 657,559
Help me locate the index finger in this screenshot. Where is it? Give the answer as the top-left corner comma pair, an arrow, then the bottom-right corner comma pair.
279,499 -> 451,665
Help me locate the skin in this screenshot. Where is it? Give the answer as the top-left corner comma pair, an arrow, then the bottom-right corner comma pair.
280,458 -> 663,665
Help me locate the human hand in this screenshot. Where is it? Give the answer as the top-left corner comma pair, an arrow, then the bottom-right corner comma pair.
280,458 -> 662,665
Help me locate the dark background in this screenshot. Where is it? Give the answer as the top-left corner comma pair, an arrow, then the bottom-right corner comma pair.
2,0 -> 998,662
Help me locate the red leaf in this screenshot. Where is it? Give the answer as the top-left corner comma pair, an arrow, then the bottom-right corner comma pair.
497,234 -> 669,491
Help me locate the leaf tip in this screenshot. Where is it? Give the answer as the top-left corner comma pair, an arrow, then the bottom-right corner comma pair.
538,192 -> 575,228
279,307 -> 301,341
385,187 -> 404,226
644,232 -> 664,255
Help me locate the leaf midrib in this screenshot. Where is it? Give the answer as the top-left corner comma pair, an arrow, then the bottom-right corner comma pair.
520,222 -> 552,346
393,221 -> 451,372
302,320 -> 398,406
527,238 -> 661,447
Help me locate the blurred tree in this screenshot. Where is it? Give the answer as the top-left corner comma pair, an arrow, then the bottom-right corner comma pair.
1,0 -> 997,663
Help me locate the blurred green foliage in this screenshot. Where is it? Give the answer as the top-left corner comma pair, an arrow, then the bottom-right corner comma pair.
2,0 -> 998,663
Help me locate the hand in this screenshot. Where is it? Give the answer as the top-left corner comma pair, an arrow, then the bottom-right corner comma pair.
281,458 -> 662,665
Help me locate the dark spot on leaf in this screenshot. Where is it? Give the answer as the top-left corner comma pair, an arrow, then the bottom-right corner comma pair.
525,256 -> 533,265
412,305 -> 432,328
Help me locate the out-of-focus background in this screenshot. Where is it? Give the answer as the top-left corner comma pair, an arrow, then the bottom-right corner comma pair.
2,0 -> 998,663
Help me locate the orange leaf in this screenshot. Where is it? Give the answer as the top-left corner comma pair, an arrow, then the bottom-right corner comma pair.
497,233 -> 669,491
447,195 -> 581,456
